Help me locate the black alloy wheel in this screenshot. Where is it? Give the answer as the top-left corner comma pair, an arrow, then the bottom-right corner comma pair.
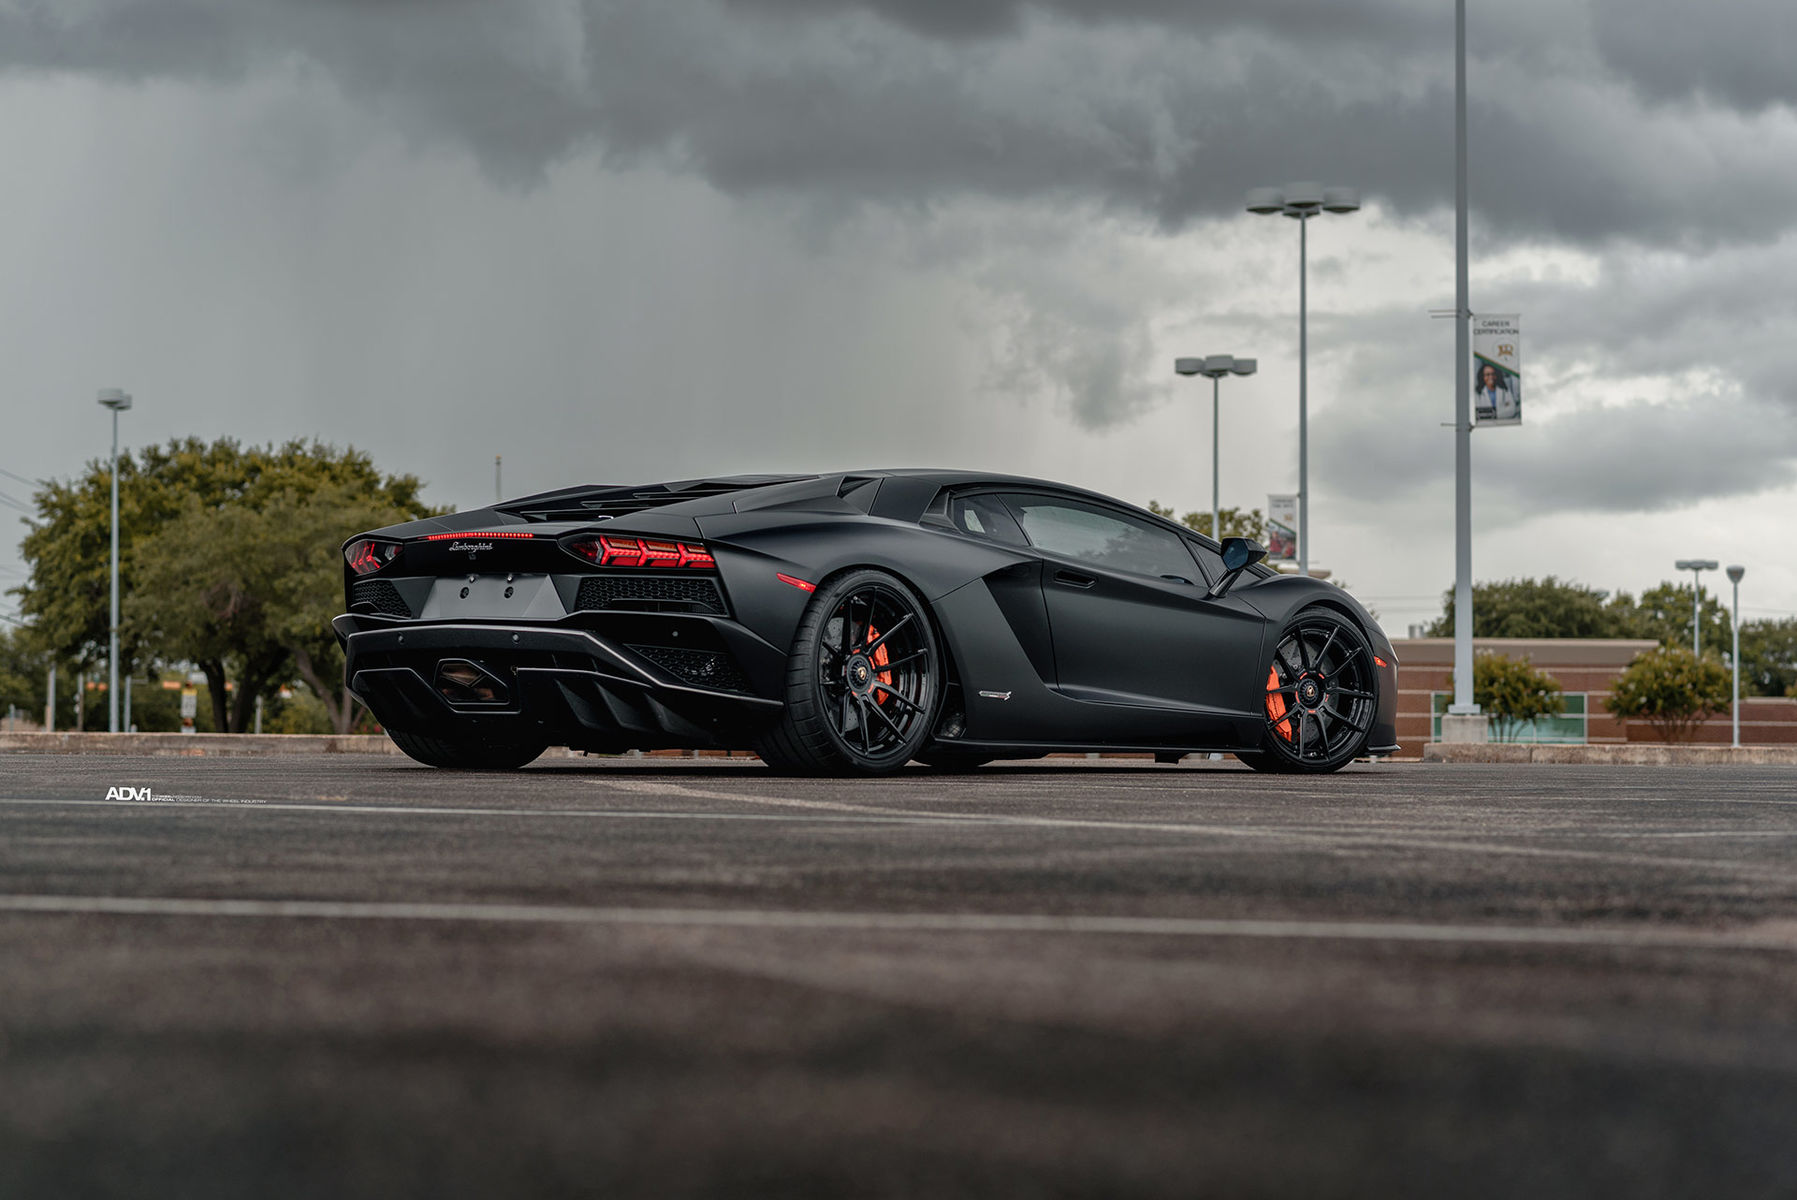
1243,608 -> 1377,774
754,568 -> 942,775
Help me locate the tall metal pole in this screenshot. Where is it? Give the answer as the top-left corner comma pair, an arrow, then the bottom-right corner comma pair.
495,455 -> 502,503
1298,213 -> 1309,577
1211,375 -> 1221,540
46,663 -> 56,733
108,406 -> 121,734
1691,584 -> 1702,657
1449,0 -> 1477,719
1730,574 -> 1742,748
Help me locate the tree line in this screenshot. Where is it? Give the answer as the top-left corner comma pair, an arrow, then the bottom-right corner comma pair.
1424,576 -> 1795,697
2,438 -> 442,732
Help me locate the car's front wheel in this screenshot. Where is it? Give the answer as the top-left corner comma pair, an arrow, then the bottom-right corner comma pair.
753,568 -> 942,776
1241,608 -> 1377,774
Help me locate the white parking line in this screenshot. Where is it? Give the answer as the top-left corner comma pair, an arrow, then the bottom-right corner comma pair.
1,893 -> 1792,952
6,794 -> 1794,880
0,796 -> 953,827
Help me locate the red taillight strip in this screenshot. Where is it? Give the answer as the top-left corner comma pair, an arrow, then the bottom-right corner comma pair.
776,573 -> 816,593
1374,655 -> 1390,669
423,530 -> 536,541
567,536 -> 717,569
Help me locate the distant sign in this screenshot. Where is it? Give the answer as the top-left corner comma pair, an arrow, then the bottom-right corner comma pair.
1266,494 -> 1298,561
1473,314 -> 1521,426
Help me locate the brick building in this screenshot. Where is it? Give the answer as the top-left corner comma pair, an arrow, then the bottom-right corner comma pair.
1390,637 -> 1797,755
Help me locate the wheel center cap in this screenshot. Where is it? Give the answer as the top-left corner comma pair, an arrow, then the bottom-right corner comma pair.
847,655 -> 874,693
1299,678 -> 1322,705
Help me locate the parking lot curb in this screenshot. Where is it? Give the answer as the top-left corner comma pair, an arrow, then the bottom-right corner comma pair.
1423,742 -> 1797,766
0,733 -> 408,756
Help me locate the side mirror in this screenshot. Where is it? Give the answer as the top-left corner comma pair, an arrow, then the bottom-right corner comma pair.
1208,537 -> 1268,598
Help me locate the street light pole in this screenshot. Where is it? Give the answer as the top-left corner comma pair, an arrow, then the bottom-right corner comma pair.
1245,183 -> 1359,577
1450,0 -> 1477,724
1674,558 -> 1719,657
1174,355 -> 1258,540
97,389 -> 132,734
1727,565 -> 1745,749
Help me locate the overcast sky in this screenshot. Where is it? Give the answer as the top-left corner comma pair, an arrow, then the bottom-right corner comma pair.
2,0 -> 1794,634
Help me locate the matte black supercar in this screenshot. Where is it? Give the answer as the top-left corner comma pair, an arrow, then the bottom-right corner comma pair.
334,470 -> 1399,774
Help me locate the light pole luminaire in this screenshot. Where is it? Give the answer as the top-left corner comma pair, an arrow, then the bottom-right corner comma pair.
1174,355 -> 1258,540
1674,558 -> 1719,657
97,388 -> 132,735
1726,565 -> 1744,749
1246,183 -> 1359,578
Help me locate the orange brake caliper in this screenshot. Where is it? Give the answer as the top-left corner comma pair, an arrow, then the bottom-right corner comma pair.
867,626 -> 893,703
1266,668 -> 1293,741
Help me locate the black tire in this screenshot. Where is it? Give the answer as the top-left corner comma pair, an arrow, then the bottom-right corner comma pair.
1239,608 -> 1377,775
387,728 -> 547,770
753,568 -> 943,776
916,749 -> 995,772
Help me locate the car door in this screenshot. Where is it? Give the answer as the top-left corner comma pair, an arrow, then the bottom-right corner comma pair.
995,492 -> 1268,743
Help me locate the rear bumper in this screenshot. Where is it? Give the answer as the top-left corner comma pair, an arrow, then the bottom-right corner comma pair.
335,615 -> 782,751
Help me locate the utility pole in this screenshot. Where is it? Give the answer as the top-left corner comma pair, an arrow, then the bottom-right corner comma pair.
1727,565 -> 1745,749
495,455 -> 503,503
1442,0 -> 1484,742
97,389 -> 132,732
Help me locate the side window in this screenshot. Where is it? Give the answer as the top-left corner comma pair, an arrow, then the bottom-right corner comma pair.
947,493 -> 1029,547
1000,495 -> 1198,581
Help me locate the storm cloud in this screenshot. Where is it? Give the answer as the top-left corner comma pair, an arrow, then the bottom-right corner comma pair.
2,0 -> 1795,630
4,0 -> 1796,244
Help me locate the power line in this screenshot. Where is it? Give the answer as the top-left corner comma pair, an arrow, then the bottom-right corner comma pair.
0,466 -> 42,489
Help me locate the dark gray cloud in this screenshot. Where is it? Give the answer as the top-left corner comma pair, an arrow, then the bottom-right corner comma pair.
1310,226 -> 1797,521
3,0 -> 1794,248
727,0 -> 1452,47
1590,0 -> 1797,113
3,0 -> 1796,552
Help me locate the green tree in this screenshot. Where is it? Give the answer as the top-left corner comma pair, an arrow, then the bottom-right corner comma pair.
1426,576 -> 1734,655
1619,582 -> 1732,657
1449,653 -> 1565,742
1738,618 -> 1797,697
1145,501 -> 1266,542
1605,646 -> 1732,743
259,485 -> 419,733
0,624 -> 47,721
12,437 -> 432,677
1427,576 -> 1628,639
126,483 -> 425,733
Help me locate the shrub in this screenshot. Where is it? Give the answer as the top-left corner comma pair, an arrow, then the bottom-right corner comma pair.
1448,653 -> 1566,742
1605,647 -> 1732,743
1476,654 -> 1564,742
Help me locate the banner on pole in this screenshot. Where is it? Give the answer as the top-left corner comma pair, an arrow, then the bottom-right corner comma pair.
1266,494 -> 1298,562
1472,314 -> 1521,426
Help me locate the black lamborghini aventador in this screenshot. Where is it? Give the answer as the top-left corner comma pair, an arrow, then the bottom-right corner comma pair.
334,470 -> 1399,774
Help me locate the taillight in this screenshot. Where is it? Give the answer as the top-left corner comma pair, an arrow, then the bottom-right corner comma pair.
344,539 -> 400,576
563,535 -> 716,569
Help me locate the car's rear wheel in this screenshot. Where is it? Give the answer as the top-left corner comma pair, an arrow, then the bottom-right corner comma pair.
1240,608 -> 1377,774
753,569 -> 942,776
387,728 -> 547,770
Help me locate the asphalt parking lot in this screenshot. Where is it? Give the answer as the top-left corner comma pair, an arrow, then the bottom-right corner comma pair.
3,754 -> 1797,1198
